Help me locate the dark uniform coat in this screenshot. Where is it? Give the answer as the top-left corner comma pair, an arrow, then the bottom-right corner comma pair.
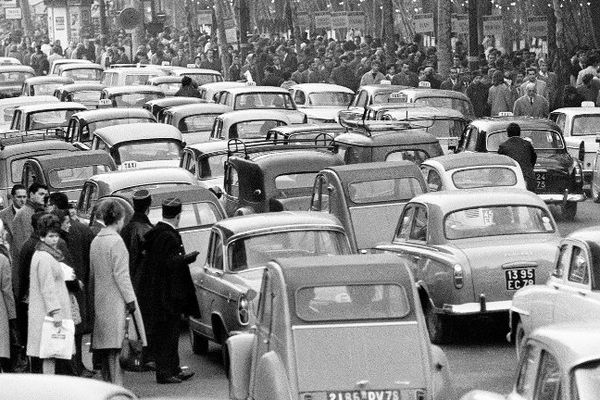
498,136 -> 538,191
120,212 -> 153,294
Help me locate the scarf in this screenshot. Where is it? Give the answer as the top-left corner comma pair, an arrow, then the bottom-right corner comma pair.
35,241 -> 64,263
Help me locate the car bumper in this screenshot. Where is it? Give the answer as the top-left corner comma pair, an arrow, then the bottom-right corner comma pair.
441,300 -> 512,315
537,191 -> 586,203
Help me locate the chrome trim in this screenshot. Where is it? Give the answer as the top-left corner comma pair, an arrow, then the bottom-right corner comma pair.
538,193 -> 586,203
226,224 -> 346,243
291,321 -> 418,330
441,300 -> 512,314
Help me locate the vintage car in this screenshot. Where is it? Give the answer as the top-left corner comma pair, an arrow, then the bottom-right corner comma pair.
397,88 -> 475,119
209,110 -> 290,141
21,150 -> 116,204
146,75 -> 183,96
374,189 -> 561,343
265,123 -> 345,143
91,123 -> 183,169
0,373 -> 137,400
0,57 -> 21,65
49,58 -> 92,75
21,76 -> 74,96
215,86 -> 306,124
65,108 -> 155,150
0,95 -> 58,132
223,148 -> 343,216
332,123 -> 444,165
550,105 -> 600,189
461,323 -> 600,400
57,63 -> 104,83
289,83 -> 354,123
76,167 -> 199,223
190,212 -> 352,365
99,86 -> 165,108
54,83 -> 105,108
350,84 -> 412,109
457,117 -> 585,220
9,102 -> 87,135
163,103 -> 231,144
143,96 -> 208,122
0,139 -> 77,208
168,66 -> 223,85
0,65 -> 35,98
100,66 -> 166,87
227,254 -> 453,400
420,153 -> 526,192
508,226 -> 600,356
199,81 -> 246,102
310,161 -> 427,252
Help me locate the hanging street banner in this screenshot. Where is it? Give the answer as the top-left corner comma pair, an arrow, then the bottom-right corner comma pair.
451,14 -> 468,35
315,12 -> 331,29
330,12 -> 348,30
197,10 -> 212,25
224,18 -> 237,43
347,12 -> 365,31
527,16 -> 548,37
297,12 -> 310,28
0,0 -> 17,8
483,15 -> 503,36
4,7 -> 20,19
413,13 -> 434,34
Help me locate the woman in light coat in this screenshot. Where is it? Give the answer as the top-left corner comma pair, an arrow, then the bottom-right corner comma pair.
91,199 -> 146,385
0,220 -> 16,371
27,214 -> 72,374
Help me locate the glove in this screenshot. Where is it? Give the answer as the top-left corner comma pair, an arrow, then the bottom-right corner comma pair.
125,301 -> 136,314
183,251 -> 200,264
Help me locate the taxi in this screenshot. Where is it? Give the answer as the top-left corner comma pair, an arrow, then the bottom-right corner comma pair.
0,96 -> 58,132
57,63 -> 104,83
190,212 -> 351,368
397,88 -> 475,119
342,84 -> 411,121
91,123 -> 184,169
0,57 -> 21,65
215,85 -> 306,124
49,58 -> 92,75
162,103 -> 231,144
169,66 -> 223,85
198,81 -> 246,102
100,66 -> 166,87
100,86 -> 165,108
65,108 -> 155,150
209,109 -> 290,141
374,189 -> 560,343
54,83 -> 105,108
289,83 -> 354,123
0,65 -> 34,98
143,96 -> 207,121
457,117 -> 585,220
227,254 -> 452,400
146,75 -> 183,96
21,76 -> 74,96
9,102 -> 87,135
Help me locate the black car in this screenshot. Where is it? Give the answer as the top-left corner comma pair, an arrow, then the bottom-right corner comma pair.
456,117 -> 585,220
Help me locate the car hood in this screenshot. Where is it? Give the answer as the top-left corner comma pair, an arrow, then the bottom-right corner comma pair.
534,151 -> 573,171
300,107 -> 346,122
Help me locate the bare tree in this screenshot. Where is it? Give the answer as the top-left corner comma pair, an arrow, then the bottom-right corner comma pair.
20,0 -> 34,38
437,0 -> 452,77
381,0 -> 395,62
215,0 -> 231,80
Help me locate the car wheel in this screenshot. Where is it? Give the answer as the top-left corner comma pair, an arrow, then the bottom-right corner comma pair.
515,320 -> 526,359
189,325 -> 209,355
424,304 -> 449,344
593,183 -> 600,203
562,202 -> 577,221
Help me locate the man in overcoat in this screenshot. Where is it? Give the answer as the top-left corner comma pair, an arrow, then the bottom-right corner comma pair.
498,122 -> 537,191
142,198 -> 199,384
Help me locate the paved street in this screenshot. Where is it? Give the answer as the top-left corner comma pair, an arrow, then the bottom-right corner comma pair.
94,198 -> 600,399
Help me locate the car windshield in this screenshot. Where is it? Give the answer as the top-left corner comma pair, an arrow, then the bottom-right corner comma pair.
234,93 -> 295,110
113,92 -> 163,108
308,92 -> 354,106
444,205 -> 555,240
414,97 -> 472,116
296,284 -> 410,322
234,120 -> 286,139
372,90 -> 407,104
148,202 -> 220,229
62,69 -> 103,81
26,109 -> 80,130
572,115 -> 600,135
199,153 -> 227,179
487,130 -> 565,151
117,140 -> 182,163
70,90 -> 102,103
228,230 -> 349,272
124,74 -> 158,85
573,360 -> 600,400
33,83 -> 65,96
0,71 -> 33,84
348,177 -> 423,203
179,114 -> 220,133
452,167 -> 518,189
114,183 -> 190,195
86,118 -> 153,138
274,173 -> 318,197
184,73 -> 221,85
48,165 -> 113,189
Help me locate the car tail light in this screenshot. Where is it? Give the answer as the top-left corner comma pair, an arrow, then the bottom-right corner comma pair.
573,161 -> 583,184
237,295 -> 249,325
453,264 -> 464,289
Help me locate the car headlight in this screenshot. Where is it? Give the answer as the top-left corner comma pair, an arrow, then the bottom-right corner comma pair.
453,264 -> 464,289
237,295 -> 249,325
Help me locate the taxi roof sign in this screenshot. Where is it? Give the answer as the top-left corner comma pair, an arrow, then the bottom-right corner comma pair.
581,101 -> 595,108
498,111 -> 513,117
418,81 -> 431,88
161,61 -> 171,66
186,64 -> 198,68
389,92 -> 407,100
121,160 -> 138,170
380,79 -> 392,85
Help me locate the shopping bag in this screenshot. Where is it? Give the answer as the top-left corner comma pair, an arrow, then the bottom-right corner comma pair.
119,314 -> 144,372
39,317 -> 75,360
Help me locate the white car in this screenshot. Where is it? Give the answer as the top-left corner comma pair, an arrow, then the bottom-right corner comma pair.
508,226 -> 600,357
209,109 -> 290,141
289,83 -> 354,123
198,81 -> 247,102
101,66 -> 166,87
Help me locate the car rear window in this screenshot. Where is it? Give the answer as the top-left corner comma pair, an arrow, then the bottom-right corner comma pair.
179,114 -> 220,133
295,284 -> 411,322
49,165 -> 113,188
70,90 -> 102,103
113,93 -> 163,108
124,74 -> 157,85
414,97 -> 472,116
572,115 -> 600,136
114,183 -> 190,195
275,173 -> 317,190
148,201 -> 220,229
234,120 -> 286,139
348,178 -> 423,204
452,167 -> 518,189
234,93 -> 295,110
0,71 -> 33,83
487,130 -> 565,151
62,69 -> 103,81
385,149 -> 430,165
183,73 -> 221,85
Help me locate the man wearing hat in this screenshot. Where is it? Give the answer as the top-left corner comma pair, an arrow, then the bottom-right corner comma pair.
142,198 -> 200,384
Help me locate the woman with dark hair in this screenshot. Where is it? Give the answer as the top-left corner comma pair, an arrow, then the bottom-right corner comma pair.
26,214 -> 72,374
90,199 -> 145,385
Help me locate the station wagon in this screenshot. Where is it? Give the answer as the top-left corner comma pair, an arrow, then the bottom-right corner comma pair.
209,110 -> 289,141
163,103 -> 231,144
374,189 -> 560,343
54,83 -> 105,108
227,254 -> 453,400
100,86 -> 165,108
289,83 -> 354,123
0,65 -> 35,98
21,76 -> 74,97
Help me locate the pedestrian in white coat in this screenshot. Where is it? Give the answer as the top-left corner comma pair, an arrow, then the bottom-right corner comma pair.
0,220 -> 16,371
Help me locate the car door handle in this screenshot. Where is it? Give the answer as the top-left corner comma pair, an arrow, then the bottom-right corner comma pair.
411,255 -> 421,261
578,290 -> 587,296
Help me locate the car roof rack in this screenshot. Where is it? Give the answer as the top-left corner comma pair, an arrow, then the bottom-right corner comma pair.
226,135 -> 335,160
344,120 -> 432,137
0,129 -> 64,150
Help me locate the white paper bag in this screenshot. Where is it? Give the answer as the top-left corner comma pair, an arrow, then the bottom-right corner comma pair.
39,317 -> 75,360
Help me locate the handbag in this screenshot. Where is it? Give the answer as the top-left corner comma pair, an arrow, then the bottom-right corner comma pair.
39,317 -> 75,360
119,313 -> 144,372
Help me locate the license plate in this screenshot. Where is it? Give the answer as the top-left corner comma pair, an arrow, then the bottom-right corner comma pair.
535,172 -> 546,190
505,268 -> 535,290
327,390 -> 401,400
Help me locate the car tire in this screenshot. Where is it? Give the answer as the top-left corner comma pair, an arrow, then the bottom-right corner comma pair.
562,202 -> 577,221
593,183 -> 600,203
424,304 -> 449,344
189,326 -> 209,355
515,320 -> 526,359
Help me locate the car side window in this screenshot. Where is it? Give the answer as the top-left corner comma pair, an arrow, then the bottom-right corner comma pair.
355,91 -> 368,108
310,175 -> 326,212
409,206 -> 427,242
396,206 -> 415,240
225,164 -> 239,197
534,351 -> 561,400
257,270 -> 273,327
516,343 -> 540,397
207,232 -> 223,271
294,90 -> 306,105
466,127 -> 479,152
554,245 -> 570,279
568,246 -> 589,285
427,169 -> 442,192
552,113 -> 566,133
